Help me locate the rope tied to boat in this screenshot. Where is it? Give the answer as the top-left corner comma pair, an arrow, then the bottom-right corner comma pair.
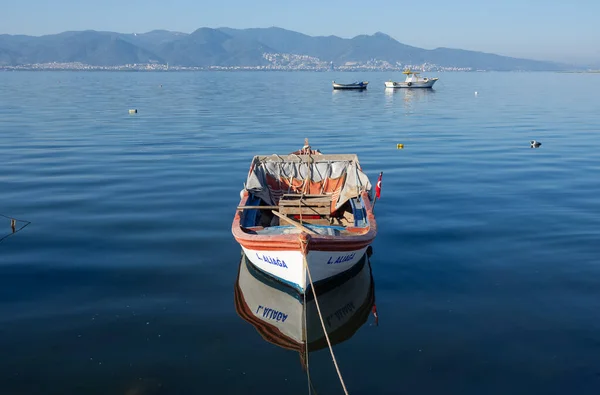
299,232 -> 311,255
300,232 -> 350,395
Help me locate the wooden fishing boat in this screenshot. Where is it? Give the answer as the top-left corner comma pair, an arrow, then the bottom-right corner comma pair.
234,251 -> 375,361
384,69 -> 438,89
232,139 -> 379,294
332,81 -> 368,90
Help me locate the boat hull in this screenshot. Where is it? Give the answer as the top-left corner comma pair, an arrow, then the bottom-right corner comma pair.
333,86 -> 367,90
385,78 -> 437,88
232,190 -> 377,294
332,82 -> 368,90
241,246 -> 369,293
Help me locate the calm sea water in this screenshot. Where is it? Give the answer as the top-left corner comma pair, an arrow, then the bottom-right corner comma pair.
1,71 -> 600,395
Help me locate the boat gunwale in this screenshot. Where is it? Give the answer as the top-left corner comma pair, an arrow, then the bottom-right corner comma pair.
232,190 -> 377,252
332,81 -> 369,85
332,81 -> 369,90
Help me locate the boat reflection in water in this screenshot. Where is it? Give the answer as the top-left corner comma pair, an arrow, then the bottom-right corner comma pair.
234,250 -> 376,368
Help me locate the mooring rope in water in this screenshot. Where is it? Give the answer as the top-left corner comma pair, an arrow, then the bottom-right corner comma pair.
303,290 -> 321,395
300,235 -> 350,395
303,290 -> 311,395
303,294 -> 320,395
0,213 -> 31,244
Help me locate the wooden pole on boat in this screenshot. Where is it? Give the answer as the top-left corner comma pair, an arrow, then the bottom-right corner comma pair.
271,210 -> 317,235
301,138 -> 311,224
237,205 -> 280,210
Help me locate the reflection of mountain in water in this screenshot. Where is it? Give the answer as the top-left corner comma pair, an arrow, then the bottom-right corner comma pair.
234,252 -> 375,361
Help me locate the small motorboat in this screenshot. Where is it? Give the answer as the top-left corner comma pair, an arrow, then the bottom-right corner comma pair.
234,251 -> 375,361
385,69 -> 438,89
332,81 -> 368,90
232,139 -> 378,294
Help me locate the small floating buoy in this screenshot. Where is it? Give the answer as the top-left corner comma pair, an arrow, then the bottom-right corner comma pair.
397,143 -> 404,149
530,140 -> 541,148
129,109 -> 138,114
474,91 -> 478,96
10,218 -> 16,233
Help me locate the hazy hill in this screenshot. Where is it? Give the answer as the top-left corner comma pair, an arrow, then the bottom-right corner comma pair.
0,26 -> 569,70
219,28 -> 425,63
158,28 -> 272,66
124,30 -> 188,46
218,26 -> 347,60
0,31 -> 163,65
219,27 -> 564,71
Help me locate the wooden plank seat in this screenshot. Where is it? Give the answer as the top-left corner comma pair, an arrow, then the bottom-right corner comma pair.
237,193 -> 336,227
278,194 -> 332,216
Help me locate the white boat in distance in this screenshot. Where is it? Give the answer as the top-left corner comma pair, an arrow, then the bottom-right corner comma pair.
332,81 -> 368,90
385,69 -> 438,89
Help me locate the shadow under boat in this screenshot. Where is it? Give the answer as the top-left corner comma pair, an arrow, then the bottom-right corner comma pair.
234,250 -> 376,361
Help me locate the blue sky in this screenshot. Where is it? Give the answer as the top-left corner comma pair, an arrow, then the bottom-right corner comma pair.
1,0 -> 598,64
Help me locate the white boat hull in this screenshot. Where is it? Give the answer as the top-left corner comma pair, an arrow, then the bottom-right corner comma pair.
385,78 -> 437,88
241,246 -> 368,293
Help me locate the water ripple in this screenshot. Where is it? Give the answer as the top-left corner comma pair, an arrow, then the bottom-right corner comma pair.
1,71 -> 600,394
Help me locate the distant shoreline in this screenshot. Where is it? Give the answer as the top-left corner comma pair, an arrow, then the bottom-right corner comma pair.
0,64 -> 472,72
0,68 -> 578,73
558,70 -> 600,73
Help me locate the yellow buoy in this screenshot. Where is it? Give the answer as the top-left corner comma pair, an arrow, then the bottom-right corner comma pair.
129,109 -> 138,114
397,144 -> 404,149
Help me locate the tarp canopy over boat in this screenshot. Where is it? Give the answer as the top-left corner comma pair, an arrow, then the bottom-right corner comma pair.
244,154 -> 372,211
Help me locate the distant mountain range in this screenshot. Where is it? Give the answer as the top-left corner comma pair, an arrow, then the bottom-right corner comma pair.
0,27 -> 571,71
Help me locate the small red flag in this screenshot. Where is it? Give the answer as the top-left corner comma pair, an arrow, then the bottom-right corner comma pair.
372,304 -> 379,326
375,172 -> 383,199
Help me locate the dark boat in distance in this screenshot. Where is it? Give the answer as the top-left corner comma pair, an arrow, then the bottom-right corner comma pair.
332,81 -> 368,90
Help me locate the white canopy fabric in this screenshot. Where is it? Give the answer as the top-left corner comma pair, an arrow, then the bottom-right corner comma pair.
245,154 -> 372,210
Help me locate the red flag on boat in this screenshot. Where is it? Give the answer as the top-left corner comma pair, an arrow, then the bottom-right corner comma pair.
372,304 -> 379,326
375,172 -> 383,199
